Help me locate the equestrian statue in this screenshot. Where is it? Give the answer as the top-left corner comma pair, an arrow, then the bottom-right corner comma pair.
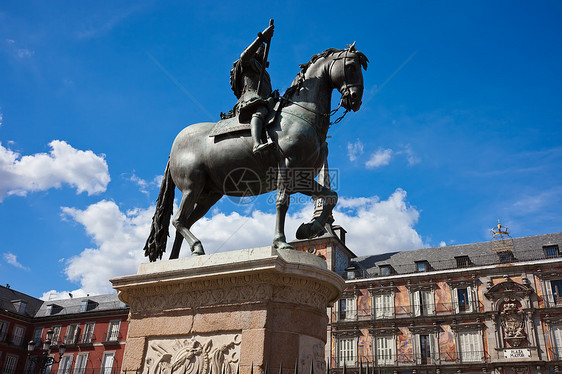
143,21 -> 368,261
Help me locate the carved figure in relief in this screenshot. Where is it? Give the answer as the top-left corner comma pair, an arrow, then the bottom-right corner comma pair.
144,335 -> 241,374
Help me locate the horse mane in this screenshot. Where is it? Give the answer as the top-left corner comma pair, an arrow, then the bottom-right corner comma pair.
283,45 -> 369,98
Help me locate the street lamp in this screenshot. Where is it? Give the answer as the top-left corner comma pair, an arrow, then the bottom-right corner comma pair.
27,329 -> 66,373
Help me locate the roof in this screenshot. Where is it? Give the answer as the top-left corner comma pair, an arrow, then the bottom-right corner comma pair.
0,284 -> 44,318
34,293 -> 127,318
351,231 -> 562,277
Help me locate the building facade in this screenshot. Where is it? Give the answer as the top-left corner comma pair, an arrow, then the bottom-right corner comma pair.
0,289 -> 128,374
326,229 -> 562,374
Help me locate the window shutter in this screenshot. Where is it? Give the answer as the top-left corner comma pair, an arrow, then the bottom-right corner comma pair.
553,326 -> 562,358
545,280 -> 555,307
429,333 -> 437,363
423,291 -> 435,315
452,287 -> 460,314
413,291 -> 421,317
466,286 -> 474,313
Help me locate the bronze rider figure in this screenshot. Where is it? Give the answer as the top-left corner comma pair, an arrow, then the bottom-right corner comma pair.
230,24 -> 275,153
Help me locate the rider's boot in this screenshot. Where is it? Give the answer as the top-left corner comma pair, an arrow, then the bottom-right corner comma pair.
251,109 -> 273,153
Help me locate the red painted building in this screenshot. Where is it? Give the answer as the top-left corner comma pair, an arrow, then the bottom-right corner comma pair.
0,286 -> 128,374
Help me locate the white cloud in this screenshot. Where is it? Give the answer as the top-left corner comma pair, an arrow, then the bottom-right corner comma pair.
0,111 -> 3,127
366,148 -> 393,168
347,140 -> 364,162
41,289 -> 88,301
0,140 -> 110,201
439,241 -> 446,247
54,188 -> 424,295
396,144 -> 420,166
127,172 -> 162,195
336,189 -> 426,255
5,39 -> 34,59
3,252 -> 30,270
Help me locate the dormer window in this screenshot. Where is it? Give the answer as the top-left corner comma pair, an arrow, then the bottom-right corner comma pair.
498,252 -> 514,263
12,300 -> 27,314
544,245 -> 560,258
80,300 -> 96,312
416,261 -> 430,272
455,256 -> 471,268
379,265 -> 394,276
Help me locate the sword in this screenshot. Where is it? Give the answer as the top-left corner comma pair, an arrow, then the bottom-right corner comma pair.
257,19 -> 274,94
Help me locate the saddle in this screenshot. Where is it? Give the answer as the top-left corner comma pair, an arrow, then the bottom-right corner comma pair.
209,97 -> 280,138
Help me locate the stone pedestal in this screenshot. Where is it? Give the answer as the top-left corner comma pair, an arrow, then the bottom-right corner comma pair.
111,246 -> 344,374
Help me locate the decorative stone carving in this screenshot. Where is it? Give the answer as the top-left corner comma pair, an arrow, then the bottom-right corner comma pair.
143,334 -> 241,374
500,300 -> 526,347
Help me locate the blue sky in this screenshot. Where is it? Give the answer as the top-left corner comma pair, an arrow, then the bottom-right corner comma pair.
1,1 -> 561,299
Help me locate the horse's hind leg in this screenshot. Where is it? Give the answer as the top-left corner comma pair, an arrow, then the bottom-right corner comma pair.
169,191 -> 223,259
170,183 -> 205,258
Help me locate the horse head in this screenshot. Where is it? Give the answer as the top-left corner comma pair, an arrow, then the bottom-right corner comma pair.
329,42 -> 369,112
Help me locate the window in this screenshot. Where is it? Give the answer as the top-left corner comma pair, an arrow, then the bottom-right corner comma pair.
32,327 -> 43,346
100,352 -> 115,374
80,300 -> 96,312
3,354 -> 18,374
413,290 -> 434,316
553,326 -> 562,358
57,355 -> 73,374
51,325 -> 62,346
107,321 -> 121,341
0,320 -> 9,342
498,251 -> 514,263
374,293 -> 394,319
545,279 -> 562,307
455,256 -> 471,268
416,261 -> 430,272
64,324 -> 80,345
458,331 -> 483,362
413,333 -> 437,365
337,338 -> 356,367
11,325 -> 25,346
81,323 -> 95,344
452,286 -> 475,313
338,298 -> 356,321
16,301 -> 27,314
544,245 -> 560,258
379,265 -> 393,276
375,336 -> 395,365
23,358 -> 36,374
73,353 -> 89,374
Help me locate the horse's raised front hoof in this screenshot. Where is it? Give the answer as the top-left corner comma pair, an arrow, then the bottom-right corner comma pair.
296,220 -> 324,240
191,242 -> 205,256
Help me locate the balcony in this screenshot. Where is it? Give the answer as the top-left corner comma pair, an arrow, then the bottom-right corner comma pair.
331,301 -> 484,323
329,350 -> 490,369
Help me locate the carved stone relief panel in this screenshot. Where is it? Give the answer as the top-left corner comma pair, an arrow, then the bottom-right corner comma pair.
143,333 -> 241,374
298,335 -> 325,374
499,299 -> 526,347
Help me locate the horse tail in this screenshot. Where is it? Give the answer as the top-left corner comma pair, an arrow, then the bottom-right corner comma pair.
143,161 -> 175,262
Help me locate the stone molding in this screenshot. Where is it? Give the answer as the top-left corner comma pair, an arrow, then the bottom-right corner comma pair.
112,247 -> 345,316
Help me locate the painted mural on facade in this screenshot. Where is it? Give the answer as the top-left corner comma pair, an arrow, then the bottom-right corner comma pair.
358,328 -> 372,362
397,327 -> 412,364
435,281 -> 451,314
395,286 -> 409,316
438,324 -> 457,362
357,289 -> 370,318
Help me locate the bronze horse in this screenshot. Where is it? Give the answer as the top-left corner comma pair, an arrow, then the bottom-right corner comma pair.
144,45 -> 368,261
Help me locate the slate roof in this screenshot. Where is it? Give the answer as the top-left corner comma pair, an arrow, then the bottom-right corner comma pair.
0,285 -> 44,318
34,293 -> 127,318
351,232 -> 562,277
